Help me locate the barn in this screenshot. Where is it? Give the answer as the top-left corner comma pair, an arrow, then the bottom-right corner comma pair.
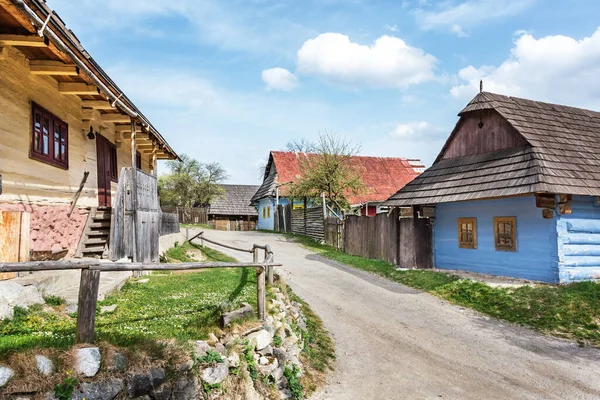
208,184 -> 259,231
385,91 -> 600,284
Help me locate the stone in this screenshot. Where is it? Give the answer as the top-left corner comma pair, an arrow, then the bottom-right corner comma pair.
0,365 -> 14,387
253,353 -> 260,363
173,377 -> 199,400
127,373 -> 153,397
113,352 -> 128,372
35,355 -> 54,376
0,282 -> 45,320
65,303 -> 78,314
71,379 -> 123,400
272,365 -> 284,382
273,348 -> 288,366
257,357 -> 279,377
214,342 -> 226,356
297,317 -> 307,331
207,332 -> 219,345
136,279 -> 149,284
149,368 -> 166,387
202,362 -> 229,385
151,385 -> 173,400
265,315 -> 275,325
194,340 -> 210,357
227,352 -> 240,368
75,347 -> 101,377
220,334 -> 235,347
100,304 -> 118,314
264,323 -> 276,338
259,356 -> 269,365
258,345 -> 273,356
245,329 -> 272,351
179,360 -> 194,372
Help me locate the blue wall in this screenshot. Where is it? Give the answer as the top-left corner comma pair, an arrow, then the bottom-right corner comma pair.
255,198 -> 290,230
557,196 -> 600,283
434,196 -> 559,282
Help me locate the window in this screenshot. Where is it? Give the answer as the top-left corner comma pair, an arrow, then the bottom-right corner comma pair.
267,206 -> 271,219
109,144 -> 118,182
136,151 -> 142,170
262,207 -> 266,219
494,217 -> 517,251
31,103 -> 68,169
457,218 -> 477,249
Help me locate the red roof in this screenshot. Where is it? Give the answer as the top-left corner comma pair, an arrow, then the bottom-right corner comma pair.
270,151 -> 424,204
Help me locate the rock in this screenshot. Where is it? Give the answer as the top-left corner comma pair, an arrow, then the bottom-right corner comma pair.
272,365 -> 284,382
173,377 -> 199,400
220,303 -> 254,327
265,315 -> 275,325
214,342 -> 226,356
72,379 -> 123,400
35,355 -> 54,376
259,356 -> 269,365
100,304 -> 118,314
179,360 -> 194,372
258,345 -> 273,356
202,362 -> 229,385
75,347 -> 101,377
0,365 -> 14,387
0,301 -> 12,320
227,352 -> 240,368
207,332 -> 219,345
0,282 -> 45,320
246,329 -> 272,350
195,340 -> 210,357
297,317 -> 307,331
133,395 -> 151,400
65,303 -> 78,314
149,368 -> 165,387
257,357 -> 279,377
273,348 -> 288,366
264,324 -> 276,338
276,327 -> 287,339
136,279 -> 149,284
127,373 -> 153,397
150,385 -> 172,400
220,334 -> 235,347
113,352 -> 128,372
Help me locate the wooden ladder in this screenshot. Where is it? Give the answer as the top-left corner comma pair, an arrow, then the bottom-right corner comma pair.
75,208 -> 111,259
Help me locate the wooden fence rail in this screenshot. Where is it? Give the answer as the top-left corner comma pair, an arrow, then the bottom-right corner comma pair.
0,236 -> 280,344
162,207 -> 208,225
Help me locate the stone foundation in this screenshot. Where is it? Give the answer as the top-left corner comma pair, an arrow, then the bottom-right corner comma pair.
0,203 -> 88,258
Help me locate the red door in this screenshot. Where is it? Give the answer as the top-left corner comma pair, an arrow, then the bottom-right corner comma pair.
96,134 -> 112,207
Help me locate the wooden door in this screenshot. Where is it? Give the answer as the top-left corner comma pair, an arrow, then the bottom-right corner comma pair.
0,211 -> 30,279
96,135 -> 112,207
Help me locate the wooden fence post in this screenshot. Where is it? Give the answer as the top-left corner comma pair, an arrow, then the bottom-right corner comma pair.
265,248 -> 273,286
254,248 -> 265,320
75,268 -> 101,344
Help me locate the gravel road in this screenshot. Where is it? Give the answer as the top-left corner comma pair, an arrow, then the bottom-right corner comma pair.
192,229 -> 600,400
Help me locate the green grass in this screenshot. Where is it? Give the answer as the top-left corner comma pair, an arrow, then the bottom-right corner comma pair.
180,223 -> 212,230
280,232 -> 600,347
0,243 -> 255,358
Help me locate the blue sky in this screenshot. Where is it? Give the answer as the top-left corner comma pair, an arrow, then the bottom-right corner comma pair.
47,0 -> 600,183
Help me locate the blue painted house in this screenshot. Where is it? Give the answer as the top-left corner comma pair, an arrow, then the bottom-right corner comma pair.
384,91 -> 600,284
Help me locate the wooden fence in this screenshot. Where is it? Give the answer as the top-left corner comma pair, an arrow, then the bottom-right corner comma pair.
274,204 -> 292,233
344,208 -> 433,268
0,234 -> 279,344
0,211 -> 30,280
162,207 -> 208,225
210,219 -> 257,232
291,207 -> 325,241
159,212 -> 180,236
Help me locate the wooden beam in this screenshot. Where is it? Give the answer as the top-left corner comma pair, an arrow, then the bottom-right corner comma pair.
30,60 -> 79,76
82,109 -> 95,121
59,82 -> 99,95
0,34 -> 48,47
101,114 -> 131,124
82,100 -> 114,110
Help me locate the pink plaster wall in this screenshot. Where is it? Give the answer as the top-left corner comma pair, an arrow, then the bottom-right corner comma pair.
0,203 -> 88,257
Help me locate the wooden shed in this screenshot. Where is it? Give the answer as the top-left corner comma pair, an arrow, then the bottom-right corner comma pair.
384,91 -> 600,283
208,184 -> 259,231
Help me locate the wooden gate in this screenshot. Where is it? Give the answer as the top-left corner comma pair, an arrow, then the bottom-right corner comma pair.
0,211 -> 30,279
110,168 -> 160,263
275,204 -> 292,233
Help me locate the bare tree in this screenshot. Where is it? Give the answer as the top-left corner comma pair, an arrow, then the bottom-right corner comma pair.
285,138 -> 317,153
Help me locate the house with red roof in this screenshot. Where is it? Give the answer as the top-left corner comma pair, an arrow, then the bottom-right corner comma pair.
251,151 -> 424,230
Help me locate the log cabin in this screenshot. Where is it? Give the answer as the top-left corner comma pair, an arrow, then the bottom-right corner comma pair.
384,91 -> 600,283
0,0 -> 179,263
208,184 -> 259,231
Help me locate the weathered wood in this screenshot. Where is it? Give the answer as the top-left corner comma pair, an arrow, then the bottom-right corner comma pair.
101,114 -> 131,124
257,267 -> 266,321
82,100 -> 114,110
75,269 -> 101,344
162,207 -> 209,225
265,248 -> 273,285
29,60 -> 79,76
68,171 -> 90,217
0,211 -> 30,279
58,82 -> 99,95
0,34 -> 48,47
220,303 -> 254,327
160,212 -> 180,236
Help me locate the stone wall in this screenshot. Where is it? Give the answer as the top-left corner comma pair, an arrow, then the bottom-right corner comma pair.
0,204 -> 88,257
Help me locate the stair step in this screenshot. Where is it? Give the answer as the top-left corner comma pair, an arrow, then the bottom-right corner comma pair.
93,212 -> 112,221
82,246 -> 105,253
85,238 -> 107,246
88,229 -> 110,237
90,221 -> 110,228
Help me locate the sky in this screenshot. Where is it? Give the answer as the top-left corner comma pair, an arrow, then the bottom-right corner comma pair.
46,0 -> 600,184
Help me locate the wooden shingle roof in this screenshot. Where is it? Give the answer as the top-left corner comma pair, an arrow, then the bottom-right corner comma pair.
384,92 -> 600,206
209,184 -> 260,216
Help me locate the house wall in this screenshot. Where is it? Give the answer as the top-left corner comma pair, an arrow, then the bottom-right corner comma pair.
434,196 -> 559,282
442,109 -> 527,159
255,198 -> 291,230
0,46 -> 152,256
557,196 -> 600,283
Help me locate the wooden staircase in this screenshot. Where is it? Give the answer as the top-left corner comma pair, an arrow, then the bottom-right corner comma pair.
76,208 -> 111,259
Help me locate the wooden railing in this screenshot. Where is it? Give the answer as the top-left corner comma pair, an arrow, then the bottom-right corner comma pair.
0,235 -> 279,344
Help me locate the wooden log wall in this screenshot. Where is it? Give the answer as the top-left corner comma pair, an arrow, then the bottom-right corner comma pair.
291,207 -> 324,241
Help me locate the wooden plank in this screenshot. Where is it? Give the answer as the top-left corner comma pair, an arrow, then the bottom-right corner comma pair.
30,60 -> 79,76
81,108 -> 94,120
82,100 -> 114,110
101,114 -> 131,124
0,211 -> 24,280
0,34 -> 48,47
75,269 -> 101,343
58,82 -> 99,95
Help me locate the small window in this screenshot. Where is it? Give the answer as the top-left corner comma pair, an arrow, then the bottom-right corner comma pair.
262,207 -> 266,219
30,103 -> 68,169
494,217 -> 517,251
136,151 -> 142,170
267,206 -> 271,219
457,217 -> 477,249
109,145 -> 118,182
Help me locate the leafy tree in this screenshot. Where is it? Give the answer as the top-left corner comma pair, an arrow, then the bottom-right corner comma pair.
290,131 -> 365,209
158,154 -> 227,207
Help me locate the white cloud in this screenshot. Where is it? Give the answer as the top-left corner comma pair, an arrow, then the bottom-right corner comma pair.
296,33 -> 437,88
390,121 -> 443,141
385,24 -> 399,33
451,28 -> 600,109
261,68 -> 298,91
415,0 -> 534,36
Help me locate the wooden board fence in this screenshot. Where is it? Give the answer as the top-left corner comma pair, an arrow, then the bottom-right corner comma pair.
162,207 -> 208,225
0,211 -> 30,280
291,207 -> 324,241
159,212 -> 180,236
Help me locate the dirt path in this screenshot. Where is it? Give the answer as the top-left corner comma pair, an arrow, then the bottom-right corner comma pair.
191,229 -> 600,400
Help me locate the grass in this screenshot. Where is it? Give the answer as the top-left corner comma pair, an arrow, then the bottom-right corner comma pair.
180,223 -> 212,230
0,242 -> 255,358
277,232 -> 600,347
